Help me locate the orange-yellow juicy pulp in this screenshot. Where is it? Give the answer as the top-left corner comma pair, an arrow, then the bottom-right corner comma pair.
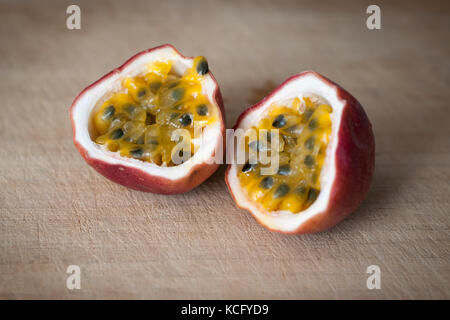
237,97 -> 332,213
92,57 -> 217,166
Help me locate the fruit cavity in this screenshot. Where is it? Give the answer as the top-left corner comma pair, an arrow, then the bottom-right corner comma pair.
92,56 -> 217,166
237,96 -> 332,213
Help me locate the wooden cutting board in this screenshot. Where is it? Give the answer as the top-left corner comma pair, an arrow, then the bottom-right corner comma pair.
0,0 -> 449,299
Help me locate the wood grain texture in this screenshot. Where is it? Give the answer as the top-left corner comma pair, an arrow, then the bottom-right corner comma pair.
0,0 -> 449,299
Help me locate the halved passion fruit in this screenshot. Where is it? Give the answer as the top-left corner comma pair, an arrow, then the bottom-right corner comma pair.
225,71 -> 375,234
71,44 -> 225,194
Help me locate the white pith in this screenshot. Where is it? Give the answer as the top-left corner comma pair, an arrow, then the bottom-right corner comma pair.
227,73 -> 345,233
72,46 -> 223,181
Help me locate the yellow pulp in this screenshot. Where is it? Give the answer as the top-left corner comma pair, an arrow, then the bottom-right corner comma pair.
92,57 -> 217,166
237,97 -> 332,213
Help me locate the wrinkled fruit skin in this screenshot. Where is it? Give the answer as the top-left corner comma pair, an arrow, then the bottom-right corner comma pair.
70,44 -> 225,194
225,71 -> 375,233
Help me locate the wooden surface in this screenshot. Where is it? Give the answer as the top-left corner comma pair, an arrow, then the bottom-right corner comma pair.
0,0 -> 449,299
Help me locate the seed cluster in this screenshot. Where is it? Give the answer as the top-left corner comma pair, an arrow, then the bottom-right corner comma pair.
92,57 -> 216,166
237,97 -> 332,213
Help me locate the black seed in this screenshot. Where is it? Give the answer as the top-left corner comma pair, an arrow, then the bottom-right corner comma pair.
260,176 -> 274,189
171,87 -> 185,101
305,137 -> 315,150
196,104 -> 208,116
130,148 -> 143,158
309,118 -> 318,130
179,113 -> 192,126
242,162 -> 255,173
145,113 -> 155,125
196,58 -> 209,75
110,128 -> 124,140
304,108 -> 314,120
137,88 -> 147,98
170,112 -> 180,120
304,155 -> 315,167
272,114 -> 286,128
102,105 -> 115,120
149,82 -> 162,92
307,188 -> 319,202
295,186 -> 306,194
274,184 -> 290,198
277,164 -> 291,176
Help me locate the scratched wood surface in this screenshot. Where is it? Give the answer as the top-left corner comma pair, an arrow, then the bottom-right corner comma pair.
0,0 -> 449,299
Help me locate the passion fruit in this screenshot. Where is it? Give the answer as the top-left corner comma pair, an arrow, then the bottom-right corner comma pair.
70,44 -> 225,194
225,71 -> 375,234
